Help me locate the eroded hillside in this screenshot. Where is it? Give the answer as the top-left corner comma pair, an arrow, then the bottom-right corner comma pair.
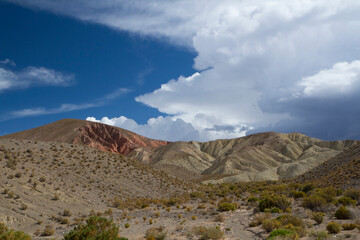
0,138 -> 191,235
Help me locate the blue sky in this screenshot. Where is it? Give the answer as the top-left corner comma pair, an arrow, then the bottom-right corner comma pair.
1,0 -> 360,141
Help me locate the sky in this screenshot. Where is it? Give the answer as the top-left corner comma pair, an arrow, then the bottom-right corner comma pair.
1,0 -> 360,142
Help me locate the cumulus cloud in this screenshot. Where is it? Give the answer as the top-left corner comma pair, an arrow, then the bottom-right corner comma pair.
297,60 -> 360,98
9,0 -> 360,140
0,62 -> 73,92
86,116 -> 250,141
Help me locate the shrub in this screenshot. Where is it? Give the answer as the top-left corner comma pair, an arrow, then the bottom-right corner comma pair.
326,222 -> 341,234
259,196 -> 290,212
0,230 -> 32,240
145,226 -> 167,240
334,206 -> 351,219
342,223 -> 357,230
63,209 -> 72,217
302,184 -> 315,193
214,214 -> 225,223
344,189 -> 360,202
124,223 -> 130,229
262,219 -> 280,232
302,195 -> 327,210
268,229 -> 298,239
41,225 -> 54,236
249,213 -> 271,227
309,230 -> 328,239
291,191 -> 306,199
271,207 -> 281,213
199,226 -> 224,240
338,196 -> 357,206
311,212 -> 325,224
0,223 -> 8,235
63,216 -> 126,240
276,215 -> 304,228
218,202 -> 236,212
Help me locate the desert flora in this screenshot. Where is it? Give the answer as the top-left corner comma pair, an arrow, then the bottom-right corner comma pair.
268,229 -> 298,240
63,216 -> 126,240
0,230 -> 32,240
41,225 -> 54,236
342,223 -> 357,230
190,226 -> 224,240
302,195 -> 327,210
344,189 -> 360,202
262,219 -> 280,232
291,191 -> 306,199
311,212 -> 325,224
0,223 -> 8,235
334,206 -> 351,219
218,202 -> 236,212
338,196 -> 357,206
259,195 -> 290,212
249,213 -> 271,227
326,222 -> 341,234
145,226 -> 167,240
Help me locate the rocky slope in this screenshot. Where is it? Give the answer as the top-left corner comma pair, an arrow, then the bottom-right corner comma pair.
294,142 -> 360,189
151,132 -> 358,183
0,138 -> 191,236
0,119 -> 168,160
1,119 -> 358,183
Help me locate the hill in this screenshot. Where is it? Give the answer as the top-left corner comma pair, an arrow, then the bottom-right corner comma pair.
0,119 -> 168,160
0,138 -> 191,236
294,143 -> 360,189
1,119 -> 358,183
151,132 -> 358,183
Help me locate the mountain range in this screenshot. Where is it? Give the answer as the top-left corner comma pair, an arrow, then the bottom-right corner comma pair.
2,118 -> 358,184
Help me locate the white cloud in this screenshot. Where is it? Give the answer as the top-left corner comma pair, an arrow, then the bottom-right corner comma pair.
0,59 -> 16,66
9,0 -> 360,140
86,116 -> 250,141
5,103 -> 99,120
2,88 -> 129,121
0,63 -> 73,92
298,60 -> 360,98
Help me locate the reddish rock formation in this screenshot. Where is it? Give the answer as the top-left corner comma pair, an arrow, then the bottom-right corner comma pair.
73,122 -> 168,155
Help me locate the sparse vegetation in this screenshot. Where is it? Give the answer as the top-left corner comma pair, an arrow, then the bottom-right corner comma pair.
326,222 -> 341,234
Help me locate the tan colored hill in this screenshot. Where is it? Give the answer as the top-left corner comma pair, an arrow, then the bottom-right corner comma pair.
0,138 -> 191,236
2,119 -> 358,183
294,143 -> 360,189
151,132 -> 358,183
0,119 -> 168,159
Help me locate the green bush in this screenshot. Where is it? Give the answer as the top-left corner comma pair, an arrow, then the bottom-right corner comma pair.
302,195 -> 327,210
291,191 -> 306,199
0,230 -> 32,240
342,223 -> 357,230
338,196 -> 357,206
276,215 -> 304,228
0,223 -> 8,235
262,219 -> 280,233
199,226 -> 224,240
218,202 -> 236,212
259,196 -> 290,212
302,184 -> 315,193
326,222 -> 341,234
268,229 -> 298,239
334,206 -> 351,219
145,226 -> 167,240
63,216 -> 127,240
311,212 -> 325,224
271,207 -> 281,213
344,189 -> 360,202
